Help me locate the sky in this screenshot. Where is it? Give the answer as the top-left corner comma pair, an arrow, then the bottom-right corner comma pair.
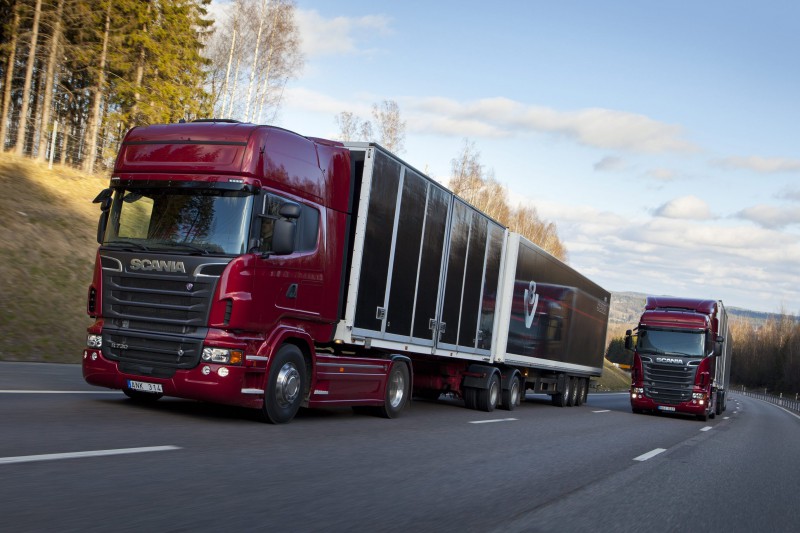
213,0 -> 800,314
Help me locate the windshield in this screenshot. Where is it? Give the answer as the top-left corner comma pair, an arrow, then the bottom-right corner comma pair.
637,328 -> 706,357
103,187 -> 254,255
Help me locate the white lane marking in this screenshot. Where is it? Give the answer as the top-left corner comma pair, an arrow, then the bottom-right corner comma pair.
0,446 -> 181,465
592,410 -> 611,413
0,390 -> 118,394
724,417 -> 730,420
469,418 -> 518,424
700,426 -> 712,432
634,448 -> 667,461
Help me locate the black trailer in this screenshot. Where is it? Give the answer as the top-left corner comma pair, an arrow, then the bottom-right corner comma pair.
333,143 -> 610,410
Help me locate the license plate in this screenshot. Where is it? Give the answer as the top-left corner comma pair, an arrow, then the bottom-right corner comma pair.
658,406 -> 676,412
127,380 -> 163,394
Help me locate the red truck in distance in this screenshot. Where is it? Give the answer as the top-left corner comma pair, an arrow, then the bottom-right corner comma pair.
626,297 -> 732,421
82,120 -> 610,423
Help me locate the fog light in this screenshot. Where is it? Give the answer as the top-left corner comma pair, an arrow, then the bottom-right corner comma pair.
91,352 -> 98,361
202,366 -> 211,376
218,367 -> 229,377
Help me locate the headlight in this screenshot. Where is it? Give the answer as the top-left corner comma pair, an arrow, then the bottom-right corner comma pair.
632,387 -> 644,394
692,392 -> 706,400
87,334 -> 102,348
202,347 -> 243,365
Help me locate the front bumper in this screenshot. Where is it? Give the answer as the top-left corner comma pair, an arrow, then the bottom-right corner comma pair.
82,349 -> 265,409
630,393 -> 710,416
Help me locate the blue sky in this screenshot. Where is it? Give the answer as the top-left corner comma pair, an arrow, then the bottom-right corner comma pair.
213,1 -> 800,314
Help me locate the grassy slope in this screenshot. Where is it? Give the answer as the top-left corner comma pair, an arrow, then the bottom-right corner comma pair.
0,154 -> 108,362
596,359 -> 631,391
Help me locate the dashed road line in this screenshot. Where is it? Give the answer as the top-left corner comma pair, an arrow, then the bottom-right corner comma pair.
469,418 -> 518,424
592,410 -> 611,413
634,448 -> 666,461
700,426 -> 712,432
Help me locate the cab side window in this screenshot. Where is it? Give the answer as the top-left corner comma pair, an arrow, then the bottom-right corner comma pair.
258,193 -> 319,253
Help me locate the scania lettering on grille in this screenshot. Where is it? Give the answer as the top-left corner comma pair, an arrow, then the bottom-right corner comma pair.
656,357 -> 683,364
129,258 -> 186,273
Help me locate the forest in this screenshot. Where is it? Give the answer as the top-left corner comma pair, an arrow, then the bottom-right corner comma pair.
0,0 -> 301,172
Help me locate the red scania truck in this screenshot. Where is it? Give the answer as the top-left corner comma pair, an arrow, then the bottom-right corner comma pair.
626,297 -> 732,421
82,120 -> 610,423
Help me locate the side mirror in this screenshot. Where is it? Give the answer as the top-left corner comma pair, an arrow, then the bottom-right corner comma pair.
93,189 -> 113,244
270,201 -> 301,256
96,212 -> 109,244
624,329 -> 633,351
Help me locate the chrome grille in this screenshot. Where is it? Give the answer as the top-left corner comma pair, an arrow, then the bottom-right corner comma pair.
642,357 -> 697,404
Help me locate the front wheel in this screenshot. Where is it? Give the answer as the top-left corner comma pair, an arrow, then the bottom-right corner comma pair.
262,344 -> 306,424
378,363 -> 410,419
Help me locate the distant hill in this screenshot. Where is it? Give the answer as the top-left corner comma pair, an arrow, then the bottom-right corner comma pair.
609,291 -> 794,328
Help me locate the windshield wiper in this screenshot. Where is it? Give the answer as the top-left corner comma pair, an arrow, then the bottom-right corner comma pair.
105,240 -> 151,251
159,241 -> 210,255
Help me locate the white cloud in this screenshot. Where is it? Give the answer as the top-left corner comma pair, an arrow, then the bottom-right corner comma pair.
405,97 -> 698,154
735,204 -> 800,229
645,168 -> 675,181
594,156 -> 625,172
653,196 -> 713,220
777,188 -> 800,202
716,156 -> 800,174
295,10 -> 392,58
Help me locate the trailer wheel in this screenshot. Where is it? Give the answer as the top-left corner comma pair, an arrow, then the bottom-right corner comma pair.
552,377 -> 570,407
582,379 -> 590,404
574,379 -> 584,406
262,344 -> 306,424
378,363 -> 410,419
476,373 -> 500,412
567,377 -> 578,407
501,377 -> 521,411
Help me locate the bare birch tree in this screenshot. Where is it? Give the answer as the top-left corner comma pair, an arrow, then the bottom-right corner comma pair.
371,99 -> 405,153
208,0 -> 302,122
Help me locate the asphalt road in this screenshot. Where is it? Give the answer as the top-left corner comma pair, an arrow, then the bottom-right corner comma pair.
1,362 -> 798,532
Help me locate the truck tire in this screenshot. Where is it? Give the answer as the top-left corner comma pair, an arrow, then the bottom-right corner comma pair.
378,363 -> 410,419
476,373 -> 500,412
552,377 -> 570,407
567,377 -> 578,407
463,387 -> 478,410
501,376 -> 521,411
582,378 -> 590,404
262,344 -> 306,424
574,379 -> 585,406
